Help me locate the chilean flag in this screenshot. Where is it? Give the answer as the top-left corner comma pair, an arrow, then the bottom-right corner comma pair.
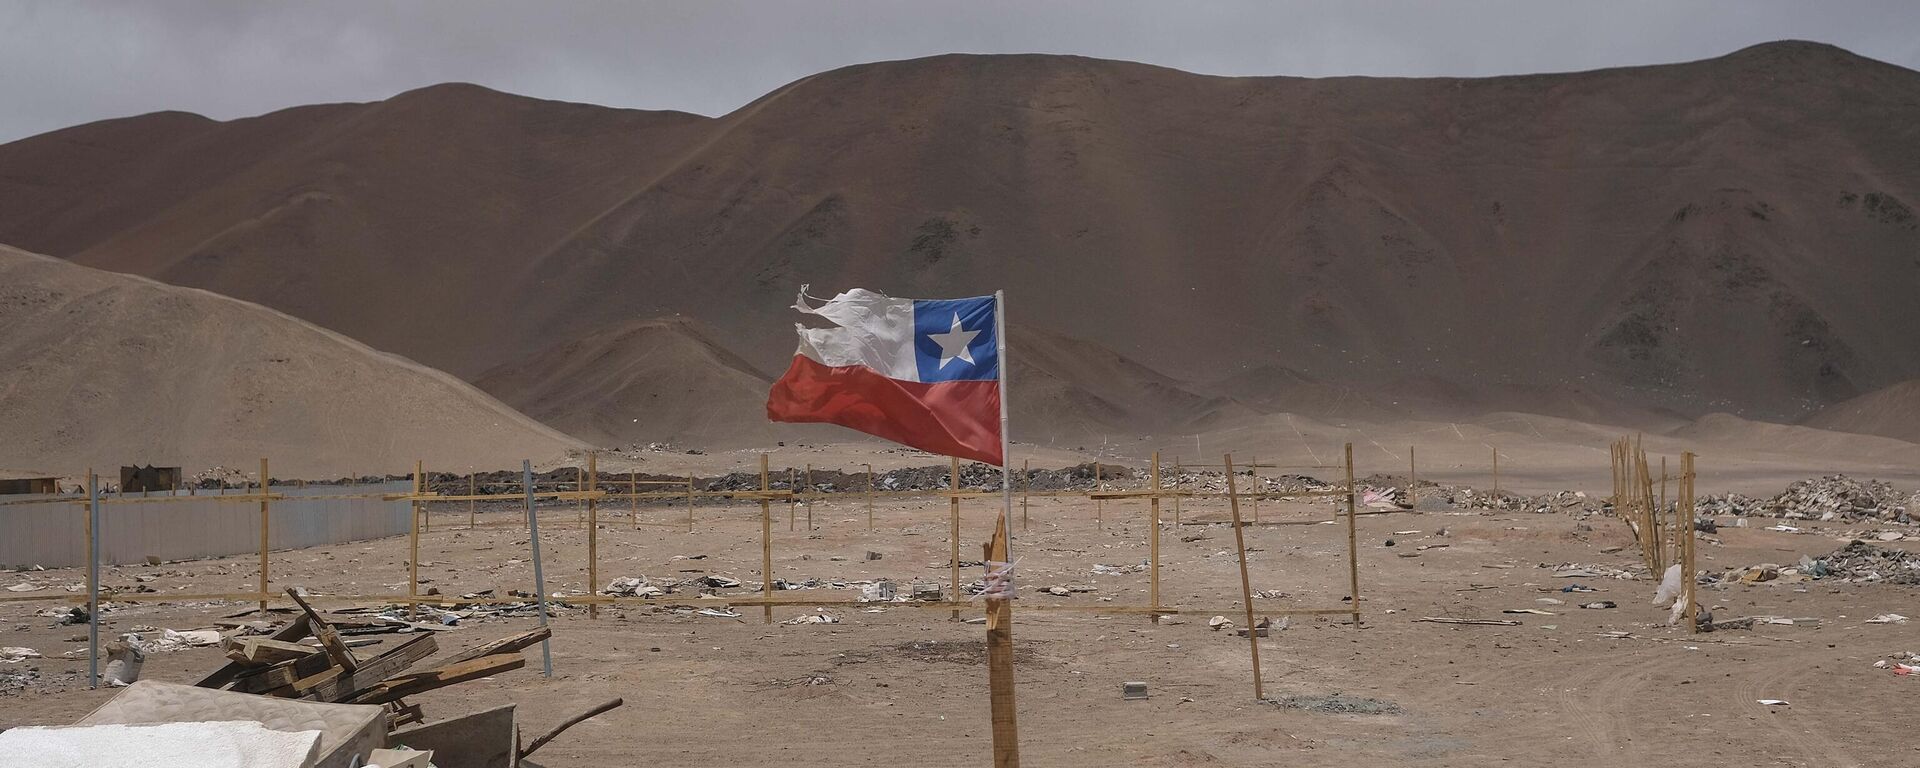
767,287 -> 1003,464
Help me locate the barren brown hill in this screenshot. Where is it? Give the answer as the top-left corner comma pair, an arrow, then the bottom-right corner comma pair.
5,41 -> 1920,432
1800,378 -> 1920,445
0,244 -> 584,478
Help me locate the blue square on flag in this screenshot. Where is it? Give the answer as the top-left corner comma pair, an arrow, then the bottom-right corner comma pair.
912,296 -> 998,382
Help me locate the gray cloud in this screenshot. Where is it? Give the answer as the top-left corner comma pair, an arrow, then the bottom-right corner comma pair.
4,0 -> 1918,142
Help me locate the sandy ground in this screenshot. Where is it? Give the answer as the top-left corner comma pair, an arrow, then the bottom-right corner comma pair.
4,468 -> 1917,767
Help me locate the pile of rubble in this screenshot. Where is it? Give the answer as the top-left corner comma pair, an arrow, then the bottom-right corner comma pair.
1713,541 -> 1920,586
1697,475 -> 1917,524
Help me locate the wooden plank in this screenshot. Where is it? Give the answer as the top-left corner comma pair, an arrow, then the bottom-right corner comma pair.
303,633 -> 439,702
349,653 -> 525,705
438,626 -> 551,668
982,513 -> 1020,767
225,637 -> 321,666
1223,454 -> 1263,701
286,587 -> 358,672
197,615 -> 310,688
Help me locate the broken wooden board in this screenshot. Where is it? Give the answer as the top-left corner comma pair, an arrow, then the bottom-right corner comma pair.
388,704 -> 516,768
439,626 -> 551,667
196,615 -> 310,688
225,638 -> 323,666
302,633 -> 439,703
286,587 -> 359,672
349,653 -> 525,705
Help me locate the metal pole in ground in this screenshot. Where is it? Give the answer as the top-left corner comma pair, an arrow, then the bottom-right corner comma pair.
524,460 -> 553,677
87,470 -> 100,689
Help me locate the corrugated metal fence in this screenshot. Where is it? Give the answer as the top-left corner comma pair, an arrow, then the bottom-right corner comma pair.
0,482 -> 411,568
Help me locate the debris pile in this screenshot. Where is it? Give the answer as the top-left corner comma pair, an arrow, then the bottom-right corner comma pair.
1714,541 -> 1920,586
1697,476 -> 1917,524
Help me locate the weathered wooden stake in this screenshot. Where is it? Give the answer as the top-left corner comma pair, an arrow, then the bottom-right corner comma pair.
468,472 -> 477,530
804,463 -> 813,531
1682,452 -> 1698,634
1222,454 -> 1262,700
86,469 -> 99,688
258,457 -> 270,614
761,454 -> 773,624
983,512 -> 1021,767
409,460 -> 422,620
587,452 -> 598,619
1020,458 -> 1029,532
1345,443 -> 1362,625
864,463 -> 874,530
687,473 -> 696,533
1250,454 -> 1260,523
1408,446 -> 1418,512
1149,452 -> 1161,623
1095,460 -> 1103,529
1172,457 -> 1182,525
950,456 -> 961,620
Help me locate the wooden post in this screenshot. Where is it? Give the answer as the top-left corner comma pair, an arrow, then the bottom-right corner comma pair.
629,471 -> 638,528
587,452 -> 599,620
1149,452 -> 1161,623
982,512 -> 1021,767
1250,454 -> 1259,524
1095,460 -> 1103,529
258,458 -> 270,614
576,466 -> 586,525
950,456 -> 961,620
760,454 -> 773,624
686,473 -> 695,533
1222,454 -> 1262,701
409,460 -> 422,620
1020,459 -> 1029,532
804,463 -> 813,532
864,463 -> 874,531
1345,443 -> 1361,625
1408,446 -> 1417,512
468,472 -> 477,530
1682,452 -> 1698,634
420,464 -> 429,533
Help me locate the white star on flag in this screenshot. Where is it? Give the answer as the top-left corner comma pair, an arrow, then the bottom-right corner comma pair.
927,312 -> 980,369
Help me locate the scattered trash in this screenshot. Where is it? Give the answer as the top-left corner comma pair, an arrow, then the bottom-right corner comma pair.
603,577 -> 666,598
1121,681 -> 1149,700
1581,601 -> 1617,610
0,647 -> 42,663
695,608 -> 742,619
1756,699 -> 1790,706
1268,693 -> 1401,715
1504,608 -> 1555,615
1414,617 -> 1520,626
1865,613 -> 1909,625
1208,616 -> 1232,630
781,613 -> 840,625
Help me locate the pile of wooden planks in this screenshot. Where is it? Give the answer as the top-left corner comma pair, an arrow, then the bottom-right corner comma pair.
197,587 -> 548,726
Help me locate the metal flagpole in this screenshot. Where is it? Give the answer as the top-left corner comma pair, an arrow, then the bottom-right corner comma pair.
995,289 -> 1013,556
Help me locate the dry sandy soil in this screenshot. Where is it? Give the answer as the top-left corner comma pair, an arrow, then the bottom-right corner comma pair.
3,452 -> 1916,767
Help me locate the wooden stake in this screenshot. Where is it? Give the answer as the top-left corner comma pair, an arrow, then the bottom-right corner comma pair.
982,512 -> 1021,767
1683,452 -> 1698,634
805,463 -> 813,531
1095,460 -> 1103,529
258,458 -> 270,615
761,454 -> 773,624
629,471 -> 638,529
587,452 -> 598,620
576,466 -> 585,525
1491,445 -> 1499,498
865,463 -> 875,530
1344,443 -> 1361,625
409,460 -> 421,620
86,468 -> 98,689
950,456 -> 961,620
1149,452 -> 1161,623
687,473 -> 695,533
1250,454 -> 1259,523
1222,454 -> 1262,701
468,473 -> 477,530
1020,459 -> 1029,532
1408,446 -> 1417,512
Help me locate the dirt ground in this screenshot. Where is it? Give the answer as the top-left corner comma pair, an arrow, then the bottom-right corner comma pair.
3,473 -> 1917,767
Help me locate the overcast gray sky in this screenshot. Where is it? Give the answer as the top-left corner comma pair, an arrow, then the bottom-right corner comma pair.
3,0 -> 1918,143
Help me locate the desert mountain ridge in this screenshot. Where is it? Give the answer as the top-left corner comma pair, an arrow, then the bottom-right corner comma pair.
3,40 -> 1919,445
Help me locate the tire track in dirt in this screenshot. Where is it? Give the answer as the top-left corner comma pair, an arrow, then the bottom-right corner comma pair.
1733,649 -> 1861,768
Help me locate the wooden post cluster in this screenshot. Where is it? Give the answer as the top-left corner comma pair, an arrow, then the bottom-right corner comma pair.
1610,436 -> 1681,572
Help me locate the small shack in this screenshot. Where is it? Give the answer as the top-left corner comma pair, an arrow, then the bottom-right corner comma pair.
121,465 -> 183,493
0,471 -> 61,495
